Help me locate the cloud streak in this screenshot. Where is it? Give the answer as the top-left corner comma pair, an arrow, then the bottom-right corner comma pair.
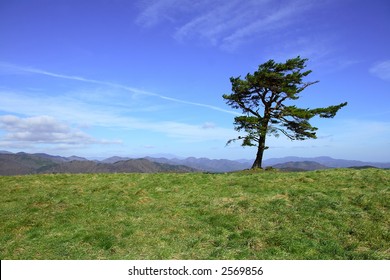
136,0 -> 320,50
370,60 -> 390,81
0,62 -> 238,115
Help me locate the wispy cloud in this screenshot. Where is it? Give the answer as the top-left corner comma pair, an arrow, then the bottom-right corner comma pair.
370,60 -> 390,81
136,0 -> 321,50
0,62 -> 237,115
173,0 -> 246,46
220,0 -> 313,50
135,0 -> 182,27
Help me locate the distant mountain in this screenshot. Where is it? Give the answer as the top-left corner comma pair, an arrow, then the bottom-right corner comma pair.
25,152 -> 69,163
0,153 -> 197,175
67,155 -> 89,161
146,156 -> 390,172
145,156 -> 251,173
272,161 -> 329,172
1,151 -> 389,175
103,156 -> 251,172
14,152 -> 89,163
0,153 -> 58,175
263,156 -> 390,169
101,156 -> 131,163
41,159 -> 196,174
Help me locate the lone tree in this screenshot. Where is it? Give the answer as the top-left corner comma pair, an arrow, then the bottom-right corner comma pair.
223,56 -> 347,169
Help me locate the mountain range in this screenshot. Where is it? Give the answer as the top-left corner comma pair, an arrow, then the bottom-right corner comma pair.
0,152 -> 196,175
262,156 -> 390,169
103,155 -> 390,171
0,151 -> 389,175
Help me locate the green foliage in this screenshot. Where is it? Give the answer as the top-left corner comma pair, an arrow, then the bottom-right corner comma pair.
1,169 -> 389,259
223,56 -> 347,168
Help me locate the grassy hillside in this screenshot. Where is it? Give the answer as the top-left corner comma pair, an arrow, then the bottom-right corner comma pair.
0,169 -> 389,259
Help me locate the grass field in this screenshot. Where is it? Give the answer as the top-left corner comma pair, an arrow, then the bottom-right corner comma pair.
0,169 -> 389,259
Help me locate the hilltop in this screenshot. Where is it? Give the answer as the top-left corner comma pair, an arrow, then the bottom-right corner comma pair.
272,161 -> 329,172
1,169 -> 389,259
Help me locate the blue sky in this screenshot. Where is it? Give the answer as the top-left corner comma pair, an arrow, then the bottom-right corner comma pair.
0,0 -> 389,161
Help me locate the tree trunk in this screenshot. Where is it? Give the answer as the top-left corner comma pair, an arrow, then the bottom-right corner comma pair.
251,134 -> 267,169
251,113 -> 270,169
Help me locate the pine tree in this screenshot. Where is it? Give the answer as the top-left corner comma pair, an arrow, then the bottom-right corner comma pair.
223,56 -> 347,169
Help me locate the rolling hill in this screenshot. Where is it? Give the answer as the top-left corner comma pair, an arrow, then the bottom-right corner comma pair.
0,153 -> 197,175
272,161 -> 329,171
1,169 -> 389,259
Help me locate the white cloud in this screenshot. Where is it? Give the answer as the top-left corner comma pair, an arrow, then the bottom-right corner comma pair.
0,115 -> 120,149
0,115 -> 68,135
370,60 -> 390,81
0,89 -> 237,145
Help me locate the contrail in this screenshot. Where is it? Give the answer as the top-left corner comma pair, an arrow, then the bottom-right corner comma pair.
1,62 -> 239,115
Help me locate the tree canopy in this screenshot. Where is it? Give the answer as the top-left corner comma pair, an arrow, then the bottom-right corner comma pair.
223,56 -> 347,169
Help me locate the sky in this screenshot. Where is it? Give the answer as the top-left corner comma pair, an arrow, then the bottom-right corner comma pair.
0,0 -> 389,162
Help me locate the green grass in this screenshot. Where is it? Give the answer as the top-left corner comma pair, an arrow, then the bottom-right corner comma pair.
0,169 -> 389,259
